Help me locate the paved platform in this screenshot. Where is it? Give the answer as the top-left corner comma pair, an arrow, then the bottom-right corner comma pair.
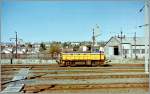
1,68 -> 29,93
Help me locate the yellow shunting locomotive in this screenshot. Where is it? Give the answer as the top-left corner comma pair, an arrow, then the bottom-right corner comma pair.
58,52 -> 105,67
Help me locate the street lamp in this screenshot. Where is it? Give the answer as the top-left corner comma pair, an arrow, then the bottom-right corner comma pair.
138,24 -> 149,28
91,24 -> 101,53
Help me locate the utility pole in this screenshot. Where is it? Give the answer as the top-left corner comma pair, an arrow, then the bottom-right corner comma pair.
10,32 -> 18,59
118,30 -> 125,58
134,32 -> 137,59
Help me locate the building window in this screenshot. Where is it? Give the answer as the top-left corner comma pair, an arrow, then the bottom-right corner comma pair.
133,49 -> 140,54
137,49 -> 140,54
133,49 -> 136,54
141,49 -> 145,54
123,49 -> 128,54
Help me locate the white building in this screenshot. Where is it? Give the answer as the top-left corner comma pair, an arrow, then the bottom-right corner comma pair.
71,42 -> 80,45
1,47 -> 27,54
104,37 -> 145,59
79,45 -> 88,52
1,48 -> 12,54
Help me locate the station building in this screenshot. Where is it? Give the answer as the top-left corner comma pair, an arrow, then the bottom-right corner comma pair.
104,36 -> 145,59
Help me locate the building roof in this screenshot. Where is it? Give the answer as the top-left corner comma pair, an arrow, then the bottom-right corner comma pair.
116,37 -> 145,45
105,36 -> 145,46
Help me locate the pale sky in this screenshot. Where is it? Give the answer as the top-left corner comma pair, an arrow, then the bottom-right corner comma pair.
1,0 -> 145,43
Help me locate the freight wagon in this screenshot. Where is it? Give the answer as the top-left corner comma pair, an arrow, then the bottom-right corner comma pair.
58,52 -> 105,67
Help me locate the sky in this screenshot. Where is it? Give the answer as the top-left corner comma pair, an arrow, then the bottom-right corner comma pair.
1,0 -> 145,43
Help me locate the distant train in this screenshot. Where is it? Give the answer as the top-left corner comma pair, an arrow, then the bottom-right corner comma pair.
57,52 -> 106,67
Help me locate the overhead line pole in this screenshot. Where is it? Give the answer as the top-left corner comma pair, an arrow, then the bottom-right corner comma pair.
15,32 -> 18,59
10,32 -> 18,59
134,32 -> 137,59
118,30 -> 125,58
148,1 -> 150,93
139,0 -> 150,73
145,0 -> 149,73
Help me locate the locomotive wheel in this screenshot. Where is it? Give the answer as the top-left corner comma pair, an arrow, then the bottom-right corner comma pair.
70,62 -> 76,67
91,61 -> 97,67
66,62 -> 71,67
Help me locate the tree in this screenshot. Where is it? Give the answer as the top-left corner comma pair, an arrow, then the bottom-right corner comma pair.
39,42 -> 46,52
28,43 -> 32,48
73,45 -> 80,51
62,42 -> 68,48
20,44 -> 25,47
49,42 -> 62,58
26,43 -> 33,53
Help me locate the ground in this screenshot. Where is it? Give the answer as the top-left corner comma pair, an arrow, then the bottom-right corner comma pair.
0,62 -> 149,94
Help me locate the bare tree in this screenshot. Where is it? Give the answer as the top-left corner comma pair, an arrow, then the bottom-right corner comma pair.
49,42 -> 62,59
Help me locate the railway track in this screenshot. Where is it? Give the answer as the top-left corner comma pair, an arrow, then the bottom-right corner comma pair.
1,64 -> 149,94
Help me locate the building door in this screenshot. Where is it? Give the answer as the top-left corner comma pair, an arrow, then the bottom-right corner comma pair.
114,46 -> 119,55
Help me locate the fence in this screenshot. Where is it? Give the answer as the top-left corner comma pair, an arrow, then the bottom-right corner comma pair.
1,53 -> 53,60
